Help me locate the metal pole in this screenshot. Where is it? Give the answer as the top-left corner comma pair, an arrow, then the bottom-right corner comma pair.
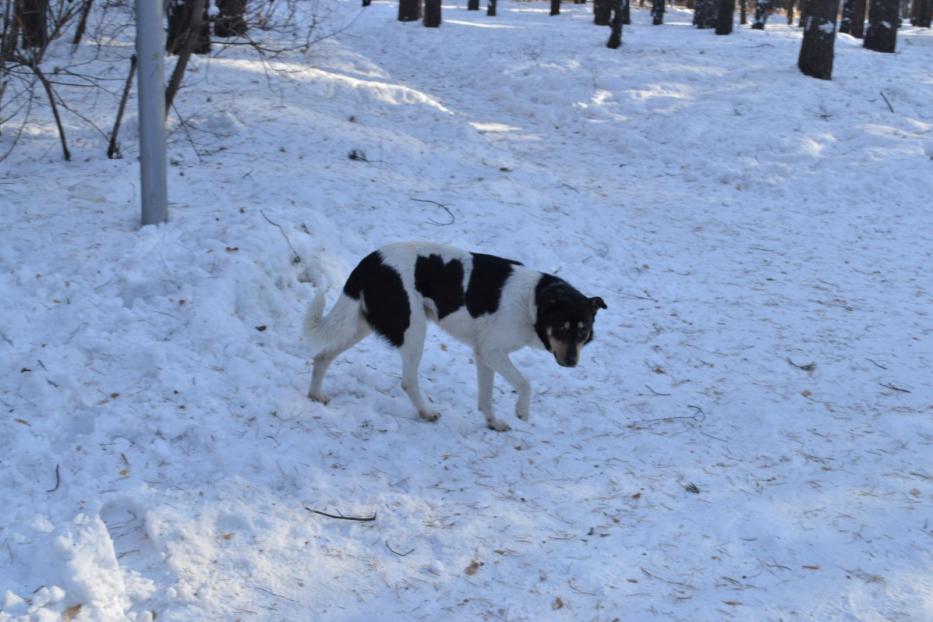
135,0 -> 168,226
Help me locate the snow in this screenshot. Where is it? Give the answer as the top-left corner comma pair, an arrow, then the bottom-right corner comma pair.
2,3 -> 932,621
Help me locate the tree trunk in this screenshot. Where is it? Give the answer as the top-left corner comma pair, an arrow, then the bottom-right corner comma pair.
607,0 -> 624,47
215,0 -> 248,37
696,0 -> 718,26
19,0 -> 48,49
864,0 -> 898,51
595,0 -> 612,23
399,0 -> 422,21
798,0 -> 839,79
787,0 -> 796,23
167,0 -> 211,55
912,0 -> 931,25
467,0 -> 480,9
424,0 -> 441,26
716,0 -> 735,31
487,0 -> 497,15
840,0 -> 854,30
797,0 -> 808,24
72,0 -> 95,46
652,0 -> 666,22
551,0 -> 561,14
622,0 -> 631,22
740,0 -> 747,22
850,0 -> 866,35
751,0 -> 771,27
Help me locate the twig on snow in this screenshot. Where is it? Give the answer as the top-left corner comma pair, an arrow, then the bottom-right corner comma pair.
46,464 -> 61,493
786,358 -> 816,373
865,358 -> 888,370
879,90 -> 894,113
410,198 -> 456,226
644,384 -> 671,397
880,382 -> 910,394
306,507 -> 377,522
255,585 -> 299,603
385,541 -> 414,557
259,210 -> 301,264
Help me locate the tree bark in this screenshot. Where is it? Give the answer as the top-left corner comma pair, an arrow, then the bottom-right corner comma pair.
797,0 -> 808,24
840,0 -> 854,30
215,0 -> 248,37
849,0 -> 866,35
864,0 -> 898,51
166,0 -> 208,111
798,0 -> 839,79
740,0 -> 747,22
167,0 -> 211,55
622,0 -> 631,22
787,0 -> 796,23
912,0 -> 931,25
595,0 -> 612,23
487,0 -> 497,15
695,0 -> 718,26
424,0 -> 441,26
551,0 -> 561,15
607,0 -> 624,47
716,0 -> 735,32
751,0 -> 771,27
399,0 -> 422,21
652,0 -> 666,22
19,0 -> 48,49
467,0 -> 480,9
72,0 -> 95,46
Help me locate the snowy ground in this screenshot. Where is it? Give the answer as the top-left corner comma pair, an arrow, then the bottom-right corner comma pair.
2,2 -> 932,620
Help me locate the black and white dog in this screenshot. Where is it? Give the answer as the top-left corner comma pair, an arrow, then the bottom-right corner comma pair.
304,242 -> 606,431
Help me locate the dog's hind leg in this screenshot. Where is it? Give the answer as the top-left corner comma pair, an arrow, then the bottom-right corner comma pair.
476,359 -> 510,432
308,324 -> 370,404
477,350 -> 531,425
398,312 -> 440,423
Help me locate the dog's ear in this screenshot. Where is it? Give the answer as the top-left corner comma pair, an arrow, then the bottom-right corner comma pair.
590,297 -> 607,313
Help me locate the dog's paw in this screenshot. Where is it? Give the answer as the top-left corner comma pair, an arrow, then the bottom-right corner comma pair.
486,419 -> 511,432
419,410 -> 441,423
515,405 -> 530,421
309,392 -> 330,405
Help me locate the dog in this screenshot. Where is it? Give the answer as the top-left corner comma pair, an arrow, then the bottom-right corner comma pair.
304,242 -> 606,431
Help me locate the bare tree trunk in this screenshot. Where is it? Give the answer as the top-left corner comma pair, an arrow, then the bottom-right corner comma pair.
467,0 -> 480,9
71,0 -> 94,46
607,0 -> 625,47
787,0 -> 796,22
716,0 -> 735,31
216,0 -> 248,37
487,0 -> 497,15
740,0 -> 747,22
167,0 -> 211,55
424,0 -> 441,26
751,0 -> 771,27
797,0 -> 808,24
798,0 -> 839,80
652,0 -> 666,22
551,0 -> 561,15
399,0 -> 422,20
20,0 -> 49,48
34,64 -> 69,160
850,0 -> 866,35
840,0 -> 854,30
622,0 -> 631,22
595,0 -> 612,23
912,0 -> 931,25
864,0 -> 898,51
166,0 -> 208,112
108,54 -> 137,159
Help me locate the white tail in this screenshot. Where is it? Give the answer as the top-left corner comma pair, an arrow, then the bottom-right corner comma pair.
303,289 -> 363,354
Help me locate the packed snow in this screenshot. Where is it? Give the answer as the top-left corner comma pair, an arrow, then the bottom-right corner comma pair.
1,2 -> 932,621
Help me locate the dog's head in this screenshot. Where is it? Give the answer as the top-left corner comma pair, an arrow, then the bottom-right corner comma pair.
535,277 -> 607,368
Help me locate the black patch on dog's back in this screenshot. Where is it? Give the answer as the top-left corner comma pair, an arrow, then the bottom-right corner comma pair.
414,254 -> 465,319
465,253 -> 522,318
343,251 -> 410,347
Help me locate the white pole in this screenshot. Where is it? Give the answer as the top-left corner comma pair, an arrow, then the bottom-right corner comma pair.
135,0 -> 168,226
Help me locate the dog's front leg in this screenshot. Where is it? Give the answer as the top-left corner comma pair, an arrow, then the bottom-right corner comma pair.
478,350 -> 531,425
476,359 -> 510,432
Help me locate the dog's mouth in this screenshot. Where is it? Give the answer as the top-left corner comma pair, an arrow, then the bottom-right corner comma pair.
555,355 -> 578,368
